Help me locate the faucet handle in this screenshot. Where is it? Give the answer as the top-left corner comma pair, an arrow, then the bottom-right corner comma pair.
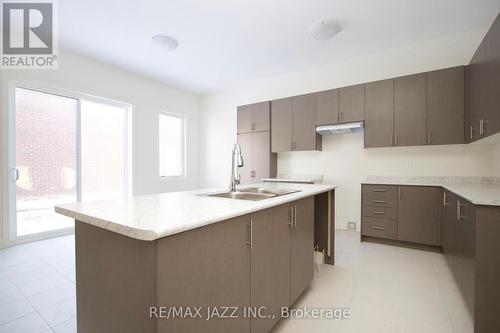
235,173 -> 241,184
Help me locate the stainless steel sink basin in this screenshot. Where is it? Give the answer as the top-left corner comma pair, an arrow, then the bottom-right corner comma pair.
238,187 -> 301,196
205,191 -> 276,201
201,187 -> 301,201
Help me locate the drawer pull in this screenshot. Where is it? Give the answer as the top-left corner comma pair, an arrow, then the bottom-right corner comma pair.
372,189 -> 387,192
372,211 -> 385,215
371,227 -> 385,231
373,200 -> 386,203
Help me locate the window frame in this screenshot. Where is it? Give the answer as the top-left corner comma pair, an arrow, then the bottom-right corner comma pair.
158,111 -> 187,181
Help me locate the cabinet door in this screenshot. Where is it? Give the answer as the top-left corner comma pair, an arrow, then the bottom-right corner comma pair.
290,197 -> 314,304
237,133 -> 253,185
466,41 -> 486,142
252,131 -> 271,183
457,199 -> 476,315
364,79 -> 394,148
397,186 -> 440,246
251,205 -> 290,333
157,216 -> 251,333
252,101 -> 271,132
394,73 -> 427,146
292,93 -> 317,151
271,98 -> 293,152
427,67 -> 465,145
316,89 -> 339,125
237,104 -> 253,134
485,14 -> 500,137
339,84 -> 365,123
442,191 -> 458,273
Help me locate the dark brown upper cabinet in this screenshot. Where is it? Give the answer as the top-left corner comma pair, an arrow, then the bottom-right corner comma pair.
484,13 -> 500,137
316,89 -> 339,125
271,98 -> 293,152
364,79 -> 394,148
394,73 -> 427,146
271,95 -> 321,152
466,12 -> 500,142
427,66 -> 465,145
237,101 -> 270,134
292,93 -> 320,151
339,84 -> 365,123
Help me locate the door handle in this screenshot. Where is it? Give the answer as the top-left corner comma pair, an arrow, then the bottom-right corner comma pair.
10,167 -> 19,182
246,219 -> 253,249
293,205 -> 297,227
373,200 -> 386,204
372,211 -> 385,215
371,226 -> 385,231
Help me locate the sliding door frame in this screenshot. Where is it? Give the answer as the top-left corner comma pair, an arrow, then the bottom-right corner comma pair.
6,80 -> 132,245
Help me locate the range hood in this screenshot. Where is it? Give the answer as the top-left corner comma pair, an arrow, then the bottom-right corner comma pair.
316,122 -> 364,135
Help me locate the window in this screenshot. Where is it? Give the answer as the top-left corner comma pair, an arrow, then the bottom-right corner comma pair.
159,112 -> 185,178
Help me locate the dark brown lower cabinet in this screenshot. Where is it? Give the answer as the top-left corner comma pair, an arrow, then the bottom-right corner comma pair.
289,197 -> 314,304
251,205 -> 290,333
442,191 -> 476,315
397,186 -> 440,246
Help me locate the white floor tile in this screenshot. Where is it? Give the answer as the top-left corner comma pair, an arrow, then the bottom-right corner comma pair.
38,297 -> 76,327
52,318 -> 76,333
0,312 -> 49,333
0,298 -> 35,325
13,273 -> 69,297
27,282 -> 76,311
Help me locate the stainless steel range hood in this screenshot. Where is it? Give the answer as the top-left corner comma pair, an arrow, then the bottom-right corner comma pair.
316,122 -> 364,135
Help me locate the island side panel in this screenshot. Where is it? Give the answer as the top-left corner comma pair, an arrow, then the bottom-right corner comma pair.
314,190 -> 335,265
156,215 -> 251,333
75,222 -> 156,333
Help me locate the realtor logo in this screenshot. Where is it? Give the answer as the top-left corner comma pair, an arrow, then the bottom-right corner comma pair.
1,0 -> 58,68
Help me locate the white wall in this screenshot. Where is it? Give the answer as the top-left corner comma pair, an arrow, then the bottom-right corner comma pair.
1,50 -> 200,247
199,28 -> 498,229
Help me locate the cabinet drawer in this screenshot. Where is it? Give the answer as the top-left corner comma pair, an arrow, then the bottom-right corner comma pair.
362,206 -> 397,220
362,217 -> 397,240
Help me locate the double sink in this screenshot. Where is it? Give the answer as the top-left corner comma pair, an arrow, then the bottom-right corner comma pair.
202,187 -> 301,201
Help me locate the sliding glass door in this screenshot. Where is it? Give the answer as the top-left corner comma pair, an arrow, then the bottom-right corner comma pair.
10,85 -> 130,240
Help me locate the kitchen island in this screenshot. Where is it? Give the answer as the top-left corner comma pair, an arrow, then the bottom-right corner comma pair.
56,183 -> 336,333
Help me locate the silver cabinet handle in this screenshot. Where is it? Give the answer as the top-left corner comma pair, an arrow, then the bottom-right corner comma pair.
443,192 -> 447,207
398,188 -> 401,200
293,205 -> 297,227
470,126 -> 475,140
372,211 -> 385,215
372,189 -> 387,193
373,200 -> 386,204
371,227 -> 385,231
456,200 -> 461,221
288,207 -> 294,227
428,131 -> 432,144
247,219 -> 253,249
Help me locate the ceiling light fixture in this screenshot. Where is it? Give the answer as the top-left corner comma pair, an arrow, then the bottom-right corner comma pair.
152,35 -> 178,51
310,20 -> 341,41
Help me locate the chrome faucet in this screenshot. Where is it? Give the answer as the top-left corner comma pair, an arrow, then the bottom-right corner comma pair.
230,143 -> 244,192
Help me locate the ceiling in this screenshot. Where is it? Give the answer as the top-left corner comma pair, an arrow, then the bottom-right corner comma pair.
60,0 -> 500,94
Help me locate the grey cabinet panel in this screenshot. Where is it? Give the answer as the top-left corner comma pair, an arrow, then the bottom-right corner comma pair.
485,14 -> 500,137
237,133 -> 253,185
339,84 -> 365,123
397,186 -> 440,246
364,79 -> 394,148
292,93 -> 318,151
289,197 -> 314,304
252,131 -> 271,183
466,41 -> 486,142
427,67 -> 465,145
442,191 -> 458,275
361,217 -> 397,240
316,89 -> 339,125
251,205 -> 290,333
237,102 -> 270,134
252,101 -> 271,132
271,98 -> 293,152
157,216 -> 251,333
394,73 -> 427,146
237,104 -> 253,134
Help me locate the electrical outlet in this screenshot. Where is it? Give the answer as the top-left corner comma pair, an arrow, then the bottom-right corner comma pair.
347,222 -> 357,230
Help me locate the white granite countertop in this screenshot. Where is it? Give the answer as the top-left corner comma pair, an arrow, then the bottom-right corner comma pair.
364,176 -> 500,206
55,183 -> 336,241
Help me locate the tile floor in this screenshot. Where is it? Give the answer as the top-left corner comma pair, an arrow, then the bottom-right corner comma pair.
0,230 -> 473,333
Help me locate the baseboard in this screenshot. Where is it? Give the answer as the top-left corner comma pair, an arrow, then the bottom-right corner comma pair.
361,235 -> 443,253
